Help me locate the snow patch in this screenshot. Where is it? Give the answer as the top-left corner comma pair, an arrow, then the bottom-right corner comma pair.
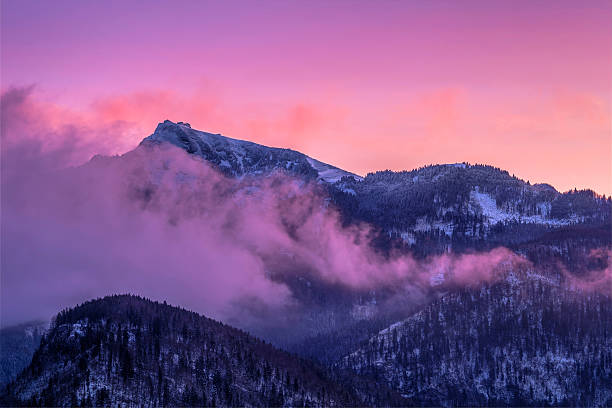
306,157 -> 362,183
414,217 -> 454,237
400,232 -> 416,245
470,190 -> 573,227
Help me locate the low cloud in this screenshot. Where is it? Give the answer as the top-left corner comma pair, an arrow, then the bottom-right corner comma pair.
561,248 -> 612,293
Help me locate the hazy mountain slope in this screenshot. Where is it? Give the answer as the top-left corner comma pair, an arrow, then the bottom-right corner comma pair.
337,272 -> 612,407
0,322 -> 47,389
1,295 -> 404,407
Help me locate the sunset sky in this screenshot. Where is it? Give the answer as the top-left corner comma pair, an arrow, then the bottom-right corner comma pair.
2,0 -> 611,195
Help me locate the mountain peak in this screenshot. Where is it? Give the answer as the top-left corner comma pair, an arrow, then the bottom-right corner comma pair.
142,120 -> 361,183
157,119 -> 191,128
148,120 -> 230,147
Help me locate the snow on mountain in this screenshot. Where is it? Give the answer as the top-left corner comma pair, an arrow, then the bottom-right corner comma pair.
141,120 -> 361,183
305,157 -> 362,183
329,163 -> 610,252
469,190 -> 572,227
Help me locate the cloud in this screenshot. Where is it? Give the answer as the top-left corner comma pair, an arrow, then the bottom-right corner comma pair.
560,248 -> 612,293
0,86 -> 138,167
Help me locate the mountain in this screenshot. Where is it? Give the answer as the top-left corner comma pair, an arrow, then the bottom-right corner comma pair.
141,120 -> 361,183
331,164 -> 610,257
1,295 -> 407,407
337,269 -> 612,407
0,322 -> 47,389
143,121 -> 611,263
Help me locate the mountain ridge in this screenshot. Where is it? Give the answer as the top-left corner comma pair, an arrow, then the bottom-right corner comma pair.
140,120 -> 361,183
133,121 -> 610,259
1,295 -> 406,407
337,270 -> 612,406
141,120 -> 609,197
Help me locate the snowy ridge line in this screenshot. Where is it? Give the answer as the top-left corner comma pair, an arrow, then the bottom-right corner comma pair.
306,157 -> 362,183
142,120 -> 363,184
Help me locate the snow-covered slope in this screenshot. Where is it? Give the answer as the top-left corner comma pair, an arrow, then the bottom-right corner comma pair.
337,273 -> 612,406
469,189 -> 573,227
332,163 -> 610,250
141,120 -> 361,183
306,157 -> 362,183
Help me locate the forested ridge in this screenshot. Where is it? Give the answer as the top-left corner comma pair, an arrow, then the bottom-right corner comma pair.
338,273 -> 612,407
2,295 -> 406,407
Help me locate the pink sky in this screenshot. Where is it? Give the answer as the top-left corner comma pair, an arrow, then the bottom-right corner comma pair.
2,0 -> 611,195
